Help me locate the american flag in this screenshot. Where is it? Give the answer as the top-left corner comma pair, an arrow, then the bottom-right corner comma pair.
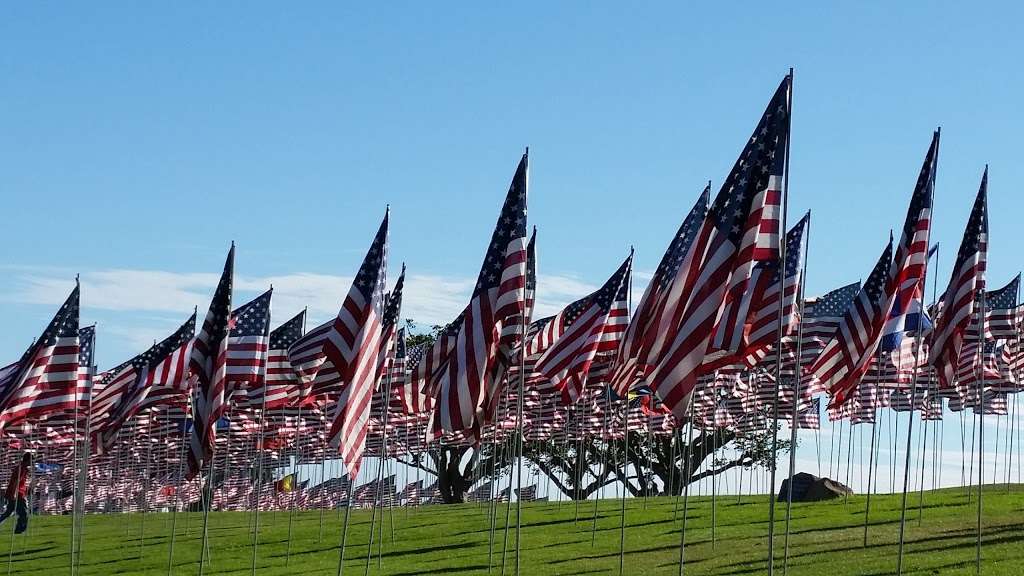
738,212 -> 808,368
286,316 -> 330,398
238,309 -> 305,410
957,331 -> 1003,395
643,75 -> 791,419
396,339 -> 430,415
890,131 -> 939,321
812,239 -> 894,407
323,210 -> 389,479
428,152 -> 529,439
0,284 -> 81,430
814,131 -> 938,407
74,326 -> 96,413
187,244 -> 235,479
982,275 -> 1018,339
607,184 -> 709,396
794,397 -> 821,430
408,314 -> 463,401
929,169 -> 987,389
798,283 -> 861,374
226,289 -> 272,399
96,314 -> 196,448
533,251 -> 631,406
376,266 -> 406,382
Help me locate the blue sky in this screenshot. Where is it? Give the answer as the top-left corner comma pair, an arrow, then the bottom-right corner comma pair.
2,2 -> 1022,368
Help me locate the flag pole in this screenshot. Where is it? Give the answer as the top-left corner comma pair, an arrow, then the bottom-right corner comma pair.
677,393 -> 696,576
197,413 -> 221,576
616,249 -> 636,575
513,152 -> 531,576
862,349 -> 881,548
617,398 -> 629,576
766,68 -> 794,576
896,128 -> 940,576
285,402 -> 304,566
364,366 -> 395,575
166,400 -> 191,576
783,211 -> 811,572
488,385 -> 507,571
138,413 -> 154,563
249,288 -> 272,576
75,353 -> 97,576
975,289 -> 987,575
1009,283 -> 1021,491
336,473 -> 355,576
592,391 -> 614,546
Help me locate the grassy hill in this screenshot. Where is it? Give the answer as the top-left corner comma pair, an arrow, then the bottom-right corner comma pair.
5,485 -> 1024,575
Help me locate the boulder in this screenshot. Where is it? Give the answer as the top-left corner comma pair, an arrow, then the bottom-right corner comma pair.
777,472 -> 853,502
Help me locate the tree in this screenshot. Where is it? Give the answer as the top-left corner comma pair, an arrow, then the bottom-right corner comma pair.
524,425 -> 792,499
398,440 -> 517,503
521,438 -> 618,500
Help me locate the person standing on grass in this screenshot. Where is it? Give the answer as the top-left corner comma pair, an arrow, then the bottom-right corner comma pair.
0,453 -> 31,534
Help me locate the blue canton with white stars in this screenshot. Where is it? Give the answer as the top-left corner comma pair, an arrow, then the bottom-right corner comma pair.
269,311 -> 305,349
231,290 -> 271,338
709,77 -> 789,244
475,154 -> 528,296
807,282 -> 862,319
653,186 -> 709,291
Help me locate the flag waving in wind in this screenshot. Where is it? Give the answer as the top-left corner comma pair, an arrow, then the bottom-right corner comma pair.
188,244 -> 235,479
929,167 -> 987,388
534,250 -> 632,405
607,185 -> 709,397
812,131 -> 938,407
812,238 -> 894,407
0,283 -> 80,430
643,75 -> 791,418
428,152 -> 529,439
325,210 -> 390,478
97,313 -> 196,450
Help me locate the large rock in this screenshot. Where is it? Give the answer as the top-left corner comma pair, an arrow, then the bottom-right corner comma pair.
777,472 -> 853,502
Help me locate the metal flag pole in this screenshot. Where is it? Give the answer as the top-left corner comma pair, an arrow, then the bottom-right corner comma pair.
829,412 -> 837,479
677,393 -> 696,576
198,407 -> 225,576
766,67 -> 794,576
336,474 -> 356,576
615,255 -> 636,575
365,359 -> 397,575
617,399 -> 629,576
249,288 -> 272,576
676,425 -> 689,515
488,383 -> 508,572
975,289 -> 987,575
592,391 -> 613,546
896,128 -> 939,576
318,436 -> 328,542
916,416 -> 928,526
783,212 -> 811,573
285,403 -> 303,566
166,400 -> 191,576
863,349 -> 882,548
513,237 -> 530,576
72,324 -> 96,576
138,414 -> 155,562
1009,349 -> 1020,490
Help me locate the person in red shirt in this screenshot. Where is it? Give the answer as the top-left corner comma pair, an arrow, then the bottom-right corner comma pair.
0,453 -> 31,534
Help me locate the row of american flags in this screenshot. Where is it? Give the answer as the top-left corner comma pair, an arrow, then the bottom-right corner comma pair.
1,73 -> 1021,497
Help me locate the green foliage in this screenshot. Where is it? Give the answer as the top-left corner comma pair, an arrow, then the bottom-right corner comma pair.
404,318 -> 442,348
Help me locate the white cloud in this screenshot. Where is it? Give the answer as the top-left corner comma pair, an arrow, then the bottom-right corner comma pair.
1,266 -> 607,336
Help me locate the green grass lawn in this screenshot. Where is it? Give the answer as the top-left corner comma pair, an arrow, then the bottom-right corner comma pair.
4,485 -> 1024,575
